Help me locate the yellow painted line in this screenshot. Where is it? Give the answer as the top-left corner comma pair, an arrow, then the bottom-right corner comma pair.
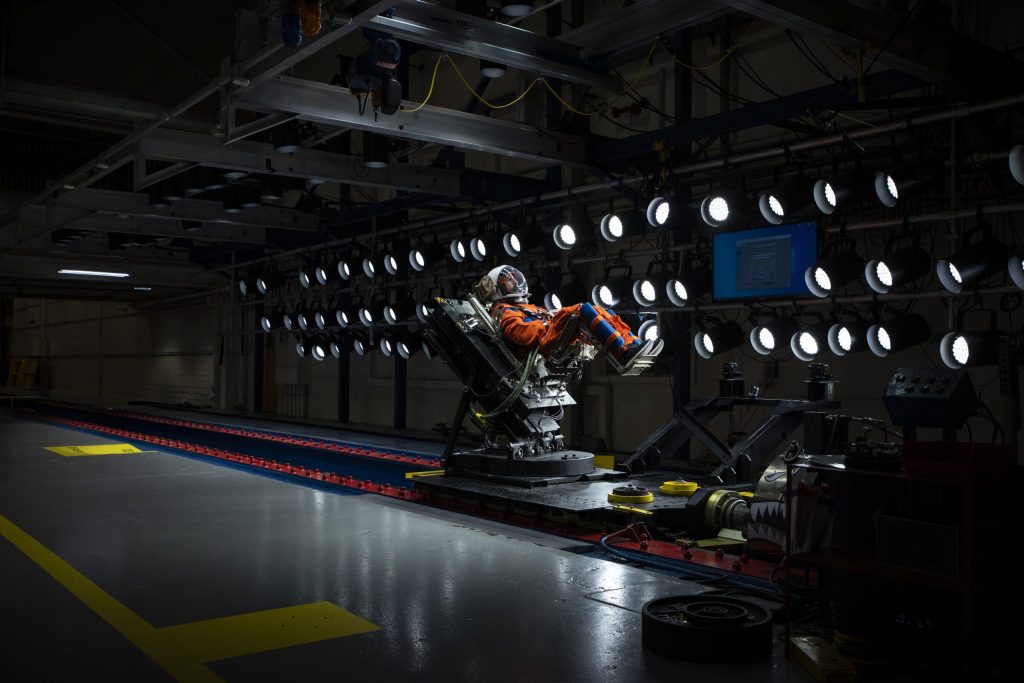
158,602 -> 378,662
0,515 -> 379,681
404,469 -> 447,479
45,443 -> 142,457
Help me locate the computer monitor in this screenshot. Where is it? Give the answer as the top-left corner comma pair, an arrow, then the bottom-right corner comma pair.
712,221 -> 817,301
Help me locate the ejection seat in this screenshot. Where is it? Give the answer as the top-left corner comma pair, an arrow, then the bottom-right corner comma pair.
424,295 -> 622,483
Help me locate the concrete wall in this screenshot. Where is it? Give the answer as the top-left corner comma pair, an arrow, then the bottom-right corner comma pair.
8,298 -> 217,406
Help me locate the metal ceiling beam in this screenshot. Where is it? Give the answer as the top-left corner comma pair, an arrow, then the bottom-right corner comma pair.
587,69 -> 923,166
560,0 -> 726,59
713,0 -> 1024,92
16,206 -> 267,245
33,188 -> 320,232
233,77 -> 585,165
366,0 -> 619,89
137,129 -> 462,196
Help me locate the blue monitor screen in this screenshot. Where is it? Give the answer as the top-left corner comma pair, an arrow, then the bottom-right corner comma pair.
712,221 -> 817,301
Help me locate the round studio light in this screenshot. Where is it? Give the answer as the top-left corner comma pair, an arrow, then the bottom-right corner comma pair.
554,224 -> 577,250
758,327 -> 775,351
877,327 -> 892,351
824,183 -> 837,208
450,239 -> 467,263
336,310 -> 350,328
337,261 -> 351,280
952,335 -> 969,366
813,267 -> 832,292
637,319 -> 659,342
469,237 -> 488,261
503,232 -> 521,256
353,337 -> 368,356
384,255 -> 399,275
362,258 -> 376,278
358,307 -> 374,326
827,321 -> 868,356
702,333 -> 714,354
694,321 -> 745,359
768,195 -> 784,217
886,176 -> 898,200
397,340 -> 413,359
798,332 -> 818,356
607,215 -> 623,238
314,311 -> 327,330
750,318 -> 799,356
635,279 -> 657,306
666,279 -> 688,307
330,340 -> 342,358
282,313 -> 294,331
379,338 -> 394,356
875,262 -> 893,289
837,326 -> 852,352
416,303 -> 431,324
299,271 -> 312,288
409,249 -> 426,271
597,285 -> 613,307
312,343 -> 327,361
315,266 -> 331,285
548,293 -> 563,310
939,330 -> 1002,368
949,262 -> 962,284
260,316 -> 272,333
707,197 -> 729,223
1010,256 -> 1024,291
647,197 -> 671,227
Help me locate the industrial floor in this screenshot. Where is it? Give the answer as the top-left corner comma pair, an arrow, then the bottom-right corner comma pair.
0,409 -> 803,682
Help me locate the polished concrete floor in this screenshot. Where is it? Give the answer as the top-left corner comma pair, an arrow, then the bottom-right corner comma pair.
0,410 -> 803,682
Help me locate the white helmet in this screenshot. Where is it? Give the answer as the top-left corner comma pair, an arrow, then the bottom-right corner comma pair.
476,265 -> 529,302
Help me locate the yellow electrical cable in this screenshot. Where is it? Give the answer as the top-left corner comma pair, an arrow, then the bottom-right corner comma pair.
667,19 -> 758,71
540,40 -> 659,117
445,55 -> 545,110
400,53 -> 446,113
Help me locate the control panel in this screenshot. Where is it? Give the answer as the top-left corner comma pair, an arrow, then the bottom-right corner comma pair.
882,367 -> 978,429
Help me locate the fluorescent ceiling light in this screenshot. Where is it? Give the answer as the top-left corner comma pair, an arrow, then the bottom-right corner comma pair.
57,269 -> 130,278
133,286 -> 152,291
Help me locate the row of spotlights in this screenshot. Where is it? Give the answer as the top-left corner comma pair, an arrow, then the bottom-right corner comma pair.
294,333 -> 437,361
695,316 -> 935,361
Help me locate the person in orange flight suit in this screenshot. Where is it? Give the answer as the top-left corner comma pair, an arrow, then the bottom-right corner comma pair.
474,265 -> 661,372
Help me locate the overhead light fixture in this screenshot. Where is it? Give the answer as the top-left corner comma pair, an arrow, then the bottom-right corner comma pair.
256,271 -> 284,295
221,185 -> 241,213
699,189 -> 747,228
750,317 -> 800,356
600,211 -> 645,242
334,302 -> 356,328
1010,144 -> 1024,186
362,132 -> 390,169
259,311 -> 287,333
637,319 -> 660,343
500,1 -> 533,17
417,303 -> 432,325
311,337 -> 328,361
758,177 -> 810,225
147,187 -> 169,208
827,320 -> 869,356
378,334 -> 395,357
328,334 -> 346,359
468,235 -> 493,262
295,305 -> 313,332
805,250 -> 865,298
358,305 -> 375,327
591,274 -> 634,308
865,244 -> 930,294
260,178 -> 284,203
362,256 -> 380,279
295,337 -> 313,359
553,221 -> 592,251
694,321 -> 745,359
57,269 -> 130,278
939,330 -> 1005,369
314,260 -> 336,286
312,306 -> 331,331
1009,255 -> 1024,291
409,243 -> 439,272
632,273 -> 666,307
133,286 -> 152,292
937,232 -> 1008,293
790,320 -> 831,362
449,238 -> 468,263
352,331 -> 370,356
271,119 -> 301,154
874,162 -> 939,208
867,314 -> 929,357
383,252 -> 403,277
383,298 -> 417,325
298,263 -> 314,289
813,170 -> 874,214
501,225 -> 544,257
646,197 -> 674,228
336,258 -> 352,281
480,59 -> 507,78
281,312 -> 295,332
544,281 -> 586,311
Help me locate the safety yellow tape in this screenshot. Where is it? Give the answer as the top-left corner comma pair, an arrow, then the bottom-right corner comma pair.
45,444 -> 142,457
404,469 -> 447,479
0,515 -> 378,681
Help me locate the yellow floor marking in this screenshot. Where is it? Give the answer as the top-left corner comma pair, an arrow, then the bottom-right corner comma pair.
158,602 -> 378,662
404,469 -> 447,479
45,444 -> 142,457
0,515 -> 379,681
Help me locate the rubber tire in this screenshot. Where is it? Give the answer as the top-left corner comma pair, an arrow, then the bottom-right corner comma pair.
642,595 -> 773,662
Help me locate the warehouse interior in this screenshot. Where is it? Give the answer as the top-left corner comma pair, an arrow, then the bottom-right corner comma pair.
1,0 -> 1023,680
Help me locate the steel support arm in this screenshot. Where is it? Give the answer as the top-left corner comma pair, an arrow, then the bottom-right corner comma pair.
32,188 -> 319,232
233,77 -> 585,165
138,129 -> 462,196
368,0 -> 619,89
